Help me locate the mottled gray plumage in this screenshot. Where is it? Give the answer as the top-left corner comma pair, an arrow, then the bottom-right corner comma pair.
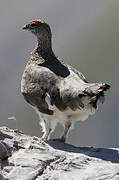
21,20 -> 110,141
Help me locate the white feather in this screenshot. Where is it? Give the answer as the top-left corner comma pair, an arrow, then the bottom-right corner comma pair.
45,93 -> 54,110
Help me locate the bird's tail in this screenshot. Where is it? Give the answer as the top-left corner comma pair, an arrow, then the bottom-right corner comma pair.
83,83 -> 110,108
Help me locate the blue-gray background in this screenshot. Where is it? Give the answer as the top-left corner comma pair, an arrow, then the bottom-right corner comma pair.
0,0 -> 118,147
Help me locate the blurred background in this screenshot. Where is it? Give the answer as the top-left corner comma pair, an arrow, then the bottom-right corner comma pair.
0,0 -> 118,148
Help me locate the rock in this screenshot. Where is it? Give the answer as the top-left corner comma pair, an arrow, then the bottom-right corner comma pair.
0,126 -> 119,180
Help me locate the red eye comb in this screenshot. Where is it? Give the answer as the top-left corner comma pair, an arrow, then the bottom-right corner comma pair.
30,20 -> 40,25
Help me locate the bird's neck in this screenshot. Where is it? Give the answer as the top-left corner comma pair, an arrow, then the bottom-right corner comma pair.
37,37 -> 55,58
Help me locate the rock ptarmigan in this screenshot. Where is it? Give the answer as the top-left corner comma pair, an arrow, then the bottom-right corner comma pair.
21,20 -> 110,142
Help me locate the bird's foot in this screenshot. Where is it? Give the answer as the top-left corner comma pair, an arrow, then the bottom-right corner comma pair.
41,134 -> 49,141
41,129 -> 52,141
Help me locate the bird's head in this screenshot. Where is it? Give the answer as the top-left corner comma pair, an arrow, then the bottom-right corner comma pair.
22,19 -> 52,40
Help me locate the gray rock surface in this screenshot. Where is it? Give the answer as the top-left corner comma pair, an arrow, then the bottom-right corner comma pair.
0,126 -> 119,180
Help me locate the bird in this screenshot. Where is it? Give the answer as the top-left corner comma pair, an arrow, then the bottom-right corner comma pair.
21,19 -> 110,142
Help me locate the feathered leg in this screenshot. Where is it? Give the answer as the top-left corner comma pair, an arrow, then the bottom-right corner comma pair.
60,121 -> 72,142
39,118 -> 51,140
38,113 -> 57,141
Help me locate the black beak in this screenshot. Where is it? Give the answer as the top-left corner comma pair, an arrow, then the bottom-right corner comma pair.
22,24 -> 29,30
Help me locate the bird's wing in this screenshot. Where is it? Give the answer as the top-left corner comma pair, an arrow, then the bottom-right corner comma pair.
23,63 -> 65,115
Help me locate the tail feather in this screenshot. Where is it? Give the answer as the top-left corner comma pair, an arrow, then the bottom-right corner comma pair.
84,83 -> 110,95
84,83 -> 110,108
